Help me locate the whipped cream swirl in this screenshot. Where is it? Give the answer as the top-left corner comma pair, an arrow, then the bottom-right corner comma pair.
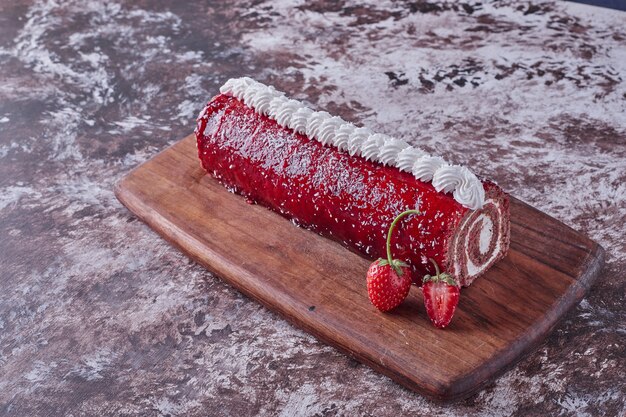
218,77 -> 485,209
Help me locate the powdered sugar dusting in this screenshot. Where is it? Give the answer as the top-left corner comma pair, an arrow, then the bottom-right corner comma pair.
219,77 -> 486,209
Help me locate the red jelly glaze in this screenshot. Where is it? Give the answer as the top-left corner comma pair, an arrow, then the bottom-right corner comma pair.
196,94 -> 492,283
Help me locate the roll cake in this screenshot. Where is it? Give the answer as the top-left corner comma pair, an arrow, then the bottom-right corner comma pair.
195,78 -> 510,285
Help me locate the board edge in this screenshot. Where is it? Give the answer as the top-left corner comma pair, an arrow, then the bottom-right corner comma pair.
438,241 -> 605,402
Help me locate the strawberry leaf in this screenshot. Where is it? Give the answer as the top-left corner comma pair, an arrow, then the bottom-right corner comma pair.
441,274 -> 458,287
392,264 -> 404,276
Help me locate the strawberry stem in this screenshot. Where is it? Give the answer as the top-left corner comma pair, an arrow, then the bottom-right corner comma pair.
429,258 -> 440,278
386,210 -> 420,274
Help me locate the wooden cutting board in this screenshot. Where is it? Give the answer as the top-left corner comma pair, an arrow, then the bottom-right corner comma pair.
115,134 -> 604,402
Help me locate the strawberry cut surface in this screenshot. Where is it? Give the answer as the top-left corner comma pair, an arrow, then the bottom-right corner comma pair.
422,280 -> 460,328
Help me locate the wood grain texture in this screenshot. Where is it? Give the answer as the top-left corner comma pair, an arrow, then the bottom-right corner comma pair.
115,134 -> 605,402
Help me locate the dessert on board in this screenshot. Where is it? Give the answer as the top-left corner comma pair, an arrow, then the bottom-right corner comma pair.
195,77 -> 511,327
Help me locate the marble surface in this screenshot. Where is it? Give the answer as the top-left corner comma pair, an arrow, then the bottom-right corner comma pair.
0,1 -> 624,416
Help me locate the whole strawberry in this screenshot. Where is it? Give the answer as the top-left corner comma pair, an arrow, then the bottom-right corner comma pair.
366,259 -> 412,312
366,209 -> 419,312
422,258 -> 460,329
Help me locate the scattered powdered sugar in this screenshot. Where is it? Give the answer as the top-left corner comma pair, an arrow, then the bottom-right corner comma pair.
220,77 -> 486,209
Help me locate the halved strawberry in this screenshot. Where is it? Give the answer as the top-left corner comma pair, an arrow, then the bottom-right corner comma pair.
422,259 -> 460,329
366,209 -> 419,312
